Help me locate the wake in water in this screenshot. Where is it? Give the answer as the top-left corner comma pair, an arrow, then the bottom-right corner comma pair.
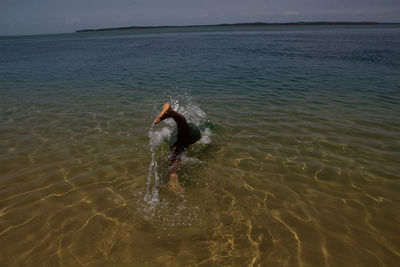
143,92 -> 214,209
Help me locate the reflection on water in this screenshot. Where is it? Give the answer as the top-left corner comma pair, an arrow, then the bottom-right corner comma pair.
1,26 -> 400,266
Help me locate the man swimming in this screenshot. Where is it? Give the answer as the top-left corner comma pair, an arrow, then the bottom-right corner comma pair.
153,103 -> 201,192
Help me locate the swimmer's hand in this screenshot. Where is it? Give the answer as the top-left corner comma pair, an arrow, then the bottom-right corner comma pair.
153,103 -> 173,125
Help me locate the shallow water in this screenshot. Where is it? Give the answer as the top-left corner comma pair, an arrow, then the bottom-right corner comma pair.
1,25 -> 400,266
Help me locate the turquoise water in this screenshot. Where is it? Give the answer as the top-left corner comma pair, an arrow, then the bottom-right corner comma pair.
1,25 -> 400,266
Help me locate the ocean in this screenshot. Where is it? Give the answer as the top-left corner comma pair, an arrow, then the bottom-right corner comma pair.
1,25 -> 399,266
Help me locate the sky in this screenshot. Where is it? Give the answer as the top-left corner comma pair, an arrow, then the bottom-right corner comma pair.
1,0 -> 400,36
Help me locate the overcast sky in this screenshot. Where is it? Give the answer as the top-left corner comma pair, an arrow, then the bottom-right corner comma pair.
1,0 -> 399,36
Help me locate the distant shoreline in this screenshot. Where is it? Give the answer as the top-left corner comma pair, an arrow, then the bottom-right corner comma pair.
76,21 -> 400,33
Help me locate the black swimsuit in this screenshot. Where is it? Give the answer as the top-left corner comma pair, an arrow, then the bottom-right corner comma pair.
169,122 -> 201,150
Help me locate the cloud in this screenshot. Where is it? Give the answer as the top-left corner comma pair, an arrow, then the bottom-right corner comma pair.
352,10 -> 364,14
283,10 -> 299,15
65,17 -> 81,25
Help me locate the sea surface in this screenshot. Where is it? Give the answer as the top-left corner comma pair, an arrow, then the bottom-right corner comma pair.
1,25 -> 400,266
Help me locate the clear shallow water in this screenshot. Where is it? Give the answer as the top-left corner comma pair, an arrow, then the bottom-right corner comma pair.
1,25 -> 400,266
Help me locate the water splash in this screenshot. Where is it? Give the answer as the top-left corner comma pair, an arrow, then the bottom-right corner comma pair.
169,91 -> 206,127
143,120 -> 174,212
199,128 -> 212,145
144,125 -> 171,209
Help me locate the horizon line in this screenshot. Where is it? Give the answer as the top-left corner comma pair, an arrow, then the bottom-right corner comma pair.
1,20 -> 400,37
76,21 -> 400,33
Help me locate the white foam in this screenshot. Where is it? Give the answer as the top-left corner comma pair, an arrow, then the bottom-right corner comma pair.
148,126 -> 171,148
199,128 -> 212,145
180,154 -> 204,165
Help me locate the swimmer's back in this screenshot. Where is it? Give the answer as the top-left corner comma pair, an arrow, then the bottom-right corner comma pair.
169,122 -> 201,150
